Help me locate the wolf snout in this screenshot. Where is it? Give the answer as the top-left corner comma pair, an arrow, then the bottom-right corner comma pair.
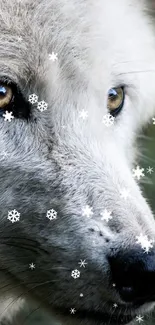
109,249 -> 155,306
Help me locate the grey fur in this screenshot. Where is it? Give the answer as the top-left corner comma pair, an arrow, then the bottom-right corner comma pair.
0,0 -> 155,324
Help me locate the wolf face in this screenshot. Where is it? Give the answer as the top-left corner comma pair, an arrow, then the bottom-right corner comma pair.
1,0 -> 155,324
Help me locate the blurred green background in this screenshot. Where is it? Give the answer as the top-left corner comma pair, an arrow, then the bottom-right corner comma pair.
16,123 -> 155,325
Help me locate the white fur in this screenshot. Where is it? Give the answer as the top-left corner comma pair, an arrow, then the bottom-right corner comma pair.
1,1 -> 155,324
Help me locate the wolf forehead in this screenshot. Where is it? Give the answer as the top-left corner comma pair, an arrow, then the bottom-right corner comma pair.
0,1 -> 49,84
0,0 -> 154,86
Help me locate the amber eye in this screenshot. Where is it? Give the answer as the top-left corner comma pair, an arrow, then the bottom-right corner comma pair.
0,84 -> 13,109
107,87 -> 124,115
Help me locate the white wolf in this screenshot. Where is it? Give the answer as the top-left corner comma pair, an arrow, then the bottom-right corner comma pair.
1,0 -> 155,324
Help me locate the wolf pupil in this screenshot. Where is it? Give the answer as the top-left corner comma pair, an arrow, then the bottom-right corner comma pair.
108,88 -> 117,99
0,86 -> 7,97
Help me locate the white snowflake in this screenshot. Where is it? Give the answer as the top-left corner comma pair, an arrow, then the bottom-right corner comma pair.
136,233 -> 154,253
46,209 -> 57,221
2,152 -> 9,158
79,109 -> 88,120
3,111 -> 14,122
82,205 -> 93,218
78,259 -> 87,268
152,117 -> 155,125
49,52 -> 58,62
71,269 -> 80,279
29,263 -> 35,270
136,315 -> 144,323
112,283 -> 116,288
113,303 -> 118,309
100,209 -> 112,222
2,152 -> 14,160
37,100 -> 48,112
70,308 -> 76,314
120,188 -> 130,200
133,166 -> 145,180
147,166 -> 154,174
17,36 -> 23,42
80,293 -> 84,297
28,93 -> 38,104
7,209 -> 20,223
102,113 -> 115,127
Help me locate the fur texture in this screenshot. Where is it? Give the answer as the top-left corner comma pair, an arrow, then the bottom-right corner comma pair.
0,0 -> 155,324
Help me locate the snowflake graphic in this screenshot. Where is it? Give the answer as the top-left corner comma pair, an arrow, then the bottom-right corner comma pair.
80,293 -> 84,297
3,111 -> 14,122
136,315 -> 144,323
102,113 -> 115,127
7,209 -> 20,223
132,166 -> 145,180
2,152 -> 9,158
70,308 -> 76,314
71,269 -> 80,279
120,188 -> 130,200
113,303 -> 118,309
46,209 -> 57,221
147,166 -> 154,174
49,52 -> 58,62
29,263 -> 35,270
100,209 -> 112,222
37,100 -> 48,112
28,93 -> 38,104
152,117 -> 155,125
79,110 -> 88,120
78,259 -> 87,268
136,233 -> 154,253
82,205 -> 93,218
17,36 -> 23,42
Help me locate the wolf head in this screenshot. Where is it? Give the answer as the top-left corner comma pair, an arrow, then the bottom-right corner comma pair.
0,0 -> 155,324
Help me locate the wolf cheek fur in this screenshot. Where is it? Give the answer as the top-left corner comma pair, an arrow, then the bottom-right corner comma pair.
0,0 -> 155,324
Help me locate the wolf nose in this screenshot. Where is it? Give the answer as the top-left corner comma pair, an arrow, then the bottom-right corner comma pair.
109,250 -> 155,305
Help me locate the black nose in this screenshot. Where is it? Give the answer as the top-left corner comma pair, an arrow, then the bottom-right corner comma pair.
109,249 -> 155,305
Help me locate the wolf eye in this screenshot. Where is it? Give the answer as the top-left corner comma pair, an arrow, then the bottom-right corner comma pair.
0,84 -> 13,109
107,87 -> 124,115
0,80 -> 31,120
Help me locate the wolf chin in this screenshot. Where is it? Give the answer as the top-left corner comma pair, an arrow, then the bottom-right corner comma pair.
1,0 -> 155,324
